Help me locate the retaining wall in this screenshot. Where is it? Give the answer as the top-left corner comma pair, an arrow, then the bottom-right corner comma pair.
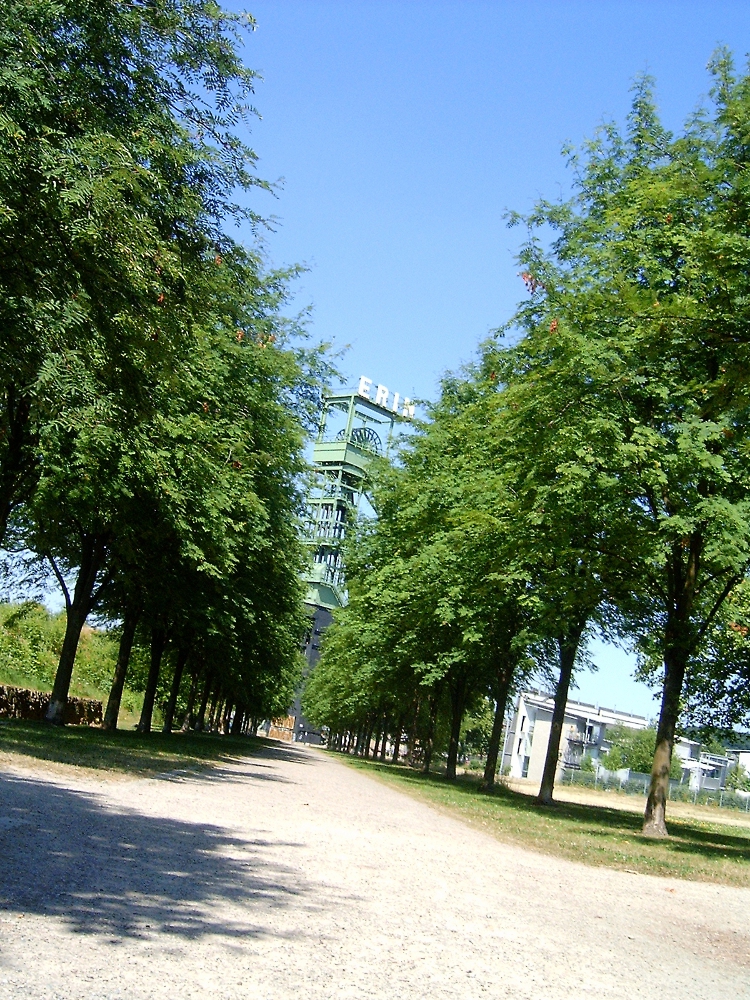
0,685 -> 102,726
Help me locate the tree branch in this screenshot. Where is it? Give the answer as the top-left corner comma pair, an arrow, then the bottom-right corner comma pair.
46,553 -> 71,613
695,573 -> 744,648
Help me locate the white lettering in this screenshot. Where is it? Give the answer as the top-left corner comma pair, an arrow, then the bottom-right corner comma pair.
356,376 -> 414,419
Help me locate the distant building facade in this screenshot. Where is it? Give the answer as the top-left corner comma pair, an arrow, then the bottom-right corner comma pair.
502,691 -> 649,783
727,748 -> 750,776
503,690 -> 739,790
674,739 -> 733,791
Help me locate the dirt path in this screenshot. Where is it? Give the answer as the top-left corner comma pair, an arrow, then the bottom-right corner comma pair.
0,743 -> 747,1000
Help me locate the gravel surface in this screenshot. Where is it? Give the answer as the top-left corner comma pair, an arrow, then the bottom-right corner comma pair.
0,742 -> 747,999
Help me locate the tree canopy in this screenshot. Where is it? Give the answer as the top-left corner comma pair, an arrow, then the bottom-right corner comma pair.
304,55 -> 750,838
0,0 -> 333,733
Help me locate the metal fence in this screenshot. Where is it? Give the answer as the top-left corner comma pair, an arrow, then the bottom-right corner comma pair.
560,766 -> 750,813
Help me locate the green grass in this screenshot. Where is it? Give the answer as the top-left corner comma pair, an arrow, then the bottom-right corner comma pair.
339,754 -> 750,887
0,720 -> 262,777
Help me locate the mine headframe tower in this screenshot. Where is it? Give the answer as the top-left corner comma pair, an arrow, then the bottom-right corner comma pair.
293,379 -> 413,743
302,381 -> 412,611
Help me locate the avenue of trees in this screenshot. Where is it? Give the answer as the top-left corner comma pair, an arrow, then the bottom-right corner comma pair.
304,58 -> 750,837
0,1 -> 331,733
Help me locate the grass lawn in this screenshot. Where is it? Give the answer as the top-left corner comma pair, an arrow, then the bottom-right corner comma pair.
339,754 -> 750,888
0,719 -> 261,778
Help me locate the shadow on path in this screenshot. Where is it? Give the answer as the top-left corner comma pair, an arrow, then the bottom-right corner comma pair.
0,768 -> 334,941
151,740 -> 321,786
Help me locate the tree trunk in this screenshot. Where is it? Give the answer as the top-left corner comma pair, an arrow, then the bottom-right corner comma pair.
222,700 -> 232,735
446,672 -> 468,781
102,606 -> 140,731
209,697 -> 223,733
379,718 -> 389,761
423,693 -> 440,774
137,627 -> 166,734
392,715 -> 405,763
162,647 -> 188,734
195,672 -> 213,732
643,536 -> 702,837
405,702 -> 419,766
45,534 -> 108,725
363,722 -> 373,759
207,694 -> 221,733
642,648 -> 687,837
0,386 -> 35,551
482,663 -> 514,789
537,626 -> 584,805
180,668 -> 199,731
231,706 -> 244,735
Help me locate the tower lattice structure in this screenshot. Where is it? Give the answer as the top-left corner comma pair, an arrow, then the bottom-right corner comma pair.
302,386 -> 399,611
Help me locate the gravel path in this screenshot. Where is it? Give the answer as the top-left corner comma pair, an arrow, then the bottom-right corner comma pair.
0,742 -> 747,999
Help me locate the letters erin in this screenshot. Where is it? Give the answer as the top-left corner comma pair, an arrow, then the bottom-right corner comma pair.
357,377 -> 415,419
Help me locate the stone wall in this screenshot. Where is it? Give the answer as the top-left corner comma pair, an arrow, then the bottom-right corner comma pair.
0,685 -> 102,725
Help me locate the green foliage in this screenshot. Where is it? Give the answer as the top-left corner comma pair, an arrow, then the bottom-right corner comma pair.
725,764 -> 750,792
460,698 -> 494,758
0,0 -> 332,728
679,582 -> 750,730
602,725 -> 682,779
580,753 -> 595,772
0,603 -> 60,691
0,601 -> 122,703
303,376 -> 548,774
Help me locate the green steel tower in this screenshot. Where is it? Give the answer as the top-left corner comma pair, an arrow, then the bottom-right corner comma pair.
293,377 -> 413,744
302,376 -> 414,611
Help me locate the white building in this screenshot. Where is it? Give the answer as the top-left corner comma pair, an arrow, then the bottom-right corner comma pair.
726,748 -> 750,775
503,690 -> 738,789
671,738 -> 732,790
502,691 -> 649,784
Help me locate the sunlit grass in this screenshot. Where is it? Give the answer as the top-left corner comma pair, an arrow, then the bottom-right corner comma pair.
340,753 -> 750,887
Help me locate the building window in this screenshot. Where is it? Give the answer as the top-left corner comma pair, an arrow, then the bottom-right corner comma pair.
517,737 -> 523,754
522,756 -> 530,778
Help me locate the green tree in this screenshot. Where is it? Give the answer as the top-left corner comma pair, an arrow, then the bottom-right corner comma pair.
0,0 -> 265,546
602,726 -> 682,779
304,374 -> 544,782
674,582 -> 750,734
725,763 -> 750,792
0,0 -> 331,726
503,65 -> 750,835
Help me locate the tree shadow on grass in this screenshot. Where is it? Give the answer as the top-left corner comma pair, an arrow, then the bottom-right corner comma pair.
0,722 -> 316,777
0,770 -> 338,940
351,757 -> 750,869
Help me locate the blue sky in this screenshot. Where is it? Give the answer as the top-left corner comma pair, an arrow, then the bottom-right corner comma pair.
227,1 -> 750,718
